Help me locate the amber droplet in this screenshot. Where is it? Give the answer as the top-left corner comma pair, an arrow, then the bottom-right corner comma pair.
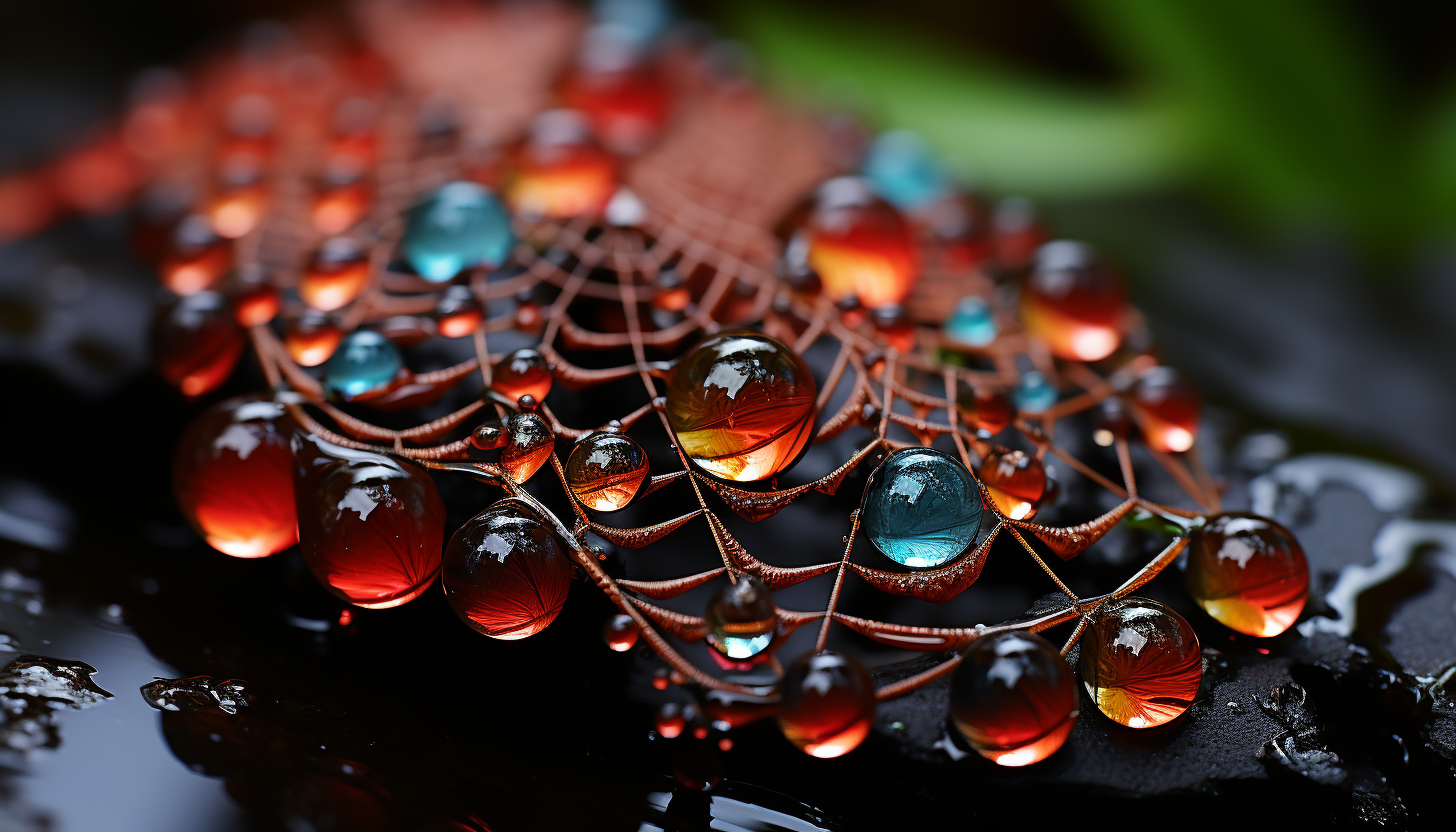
173,396 -> 296,558
949,631 -> 1078,766
312,162 -> 371,236
506,110 -> 616,219
798,177 -> 918,308
655,702 -> 688,739
299,237 -> 370,312
651,270 -> 690,313
566,432 -> 649,511
777,650 -> 876,758
233,280 -> 281,327
955,386 -> 1014,436
207,153 -> 268,239
292,432 -> 444,609
160,215 -> 232,295
442,503 -> 572,640
1188,513 -> 1308,637
705,576 -> 776,661
1020,241 -> 1126,361
152,291 -> 245,397
285,311 -> 344,367
603,613 -> 639,652
499,412 -> 554,484
1080,598 -> 1202,729
1128,367 -> 1201,454
492,348 -> 553,404
435,285 -> 484,338
666,333 -> 816,483
979,449 -> 1046,520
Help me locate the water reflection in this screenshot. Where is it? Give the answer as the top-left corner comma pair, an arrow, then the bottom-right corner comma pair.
0,599 -> 244,832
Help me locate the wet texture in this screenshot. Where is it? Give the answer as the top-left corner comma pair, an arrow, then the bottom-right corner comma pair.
0,652 -> 112,754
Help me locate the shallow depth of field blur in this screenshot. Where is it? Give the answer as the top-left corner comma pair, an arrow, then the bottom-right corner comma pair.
0,3 -> 1453,831
3,0 -> 1452,491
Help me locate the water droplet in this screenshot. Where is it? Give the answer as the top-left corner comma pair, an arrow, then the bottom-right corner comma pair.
862,447 -> 982,568
442,503 -> 571,640
949,631 -> 1076,766
777,650 -> 874,758
566,432 -> 649,511
705,576 -> 775,660
173,395 -> 296,558
665,333 -> 815,483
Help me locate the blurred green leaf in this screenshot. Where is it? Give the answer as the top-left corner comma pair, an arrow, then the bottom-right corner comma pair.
725,2 -> 1191,199
726,0 -> 1443,254
1070,0 -> 1419,249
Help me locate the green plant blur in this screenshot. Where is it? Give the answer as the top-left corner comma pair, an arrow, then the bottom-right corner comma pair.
721,0 -> 1456,256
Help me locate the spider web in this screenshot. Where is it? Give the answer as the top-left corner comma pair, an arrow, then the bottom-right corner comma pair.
146,1 -> 1220,702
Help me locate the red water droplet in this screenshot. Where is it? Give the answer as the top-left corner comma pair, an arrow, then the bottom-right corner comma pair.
293,433 -> 444,609
603,614 -> 639,652
796,177 -> 918,308
665,333 -> 815,483
655,702 -> 687,738
1020,241 -> 1127,361
492,348 -> 553,403
173,396 -> 296,558
152,291 -> 245,397
777,650 -> 875,758
285,312 -> 344,367
1080,598 -> 1201,729
442,503 -> 571,639
160,215 -> 232,295
435,285 -> 484,338
1128,366 -> 1202,454
1187,513 -> 1308,637
949,631 -> 1076,766
559,54 -> 670,153
299,237 -> 369,312
506,110 -> 616,219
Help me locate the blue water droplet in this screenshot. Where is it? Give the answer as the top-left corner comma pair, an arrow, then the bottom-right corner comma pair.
325,330 -> 402,399
1015,371 -> 1058,414
862,130 -> 949,210
401,181 -> 514,282
945,296 -> 997,346
862,448 -> 982,568
593,0 -> 673,45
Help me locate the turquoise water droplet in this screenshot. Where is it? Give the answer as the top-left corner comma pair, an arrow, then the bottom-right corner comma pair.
862,130 -> 949,210
401,181 -> 514,282
593,0 -> 673,45
862,448 -> 982,568
945,296 -> 997,346
1015,371 -> 1057,414
324,330 -> 402,399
